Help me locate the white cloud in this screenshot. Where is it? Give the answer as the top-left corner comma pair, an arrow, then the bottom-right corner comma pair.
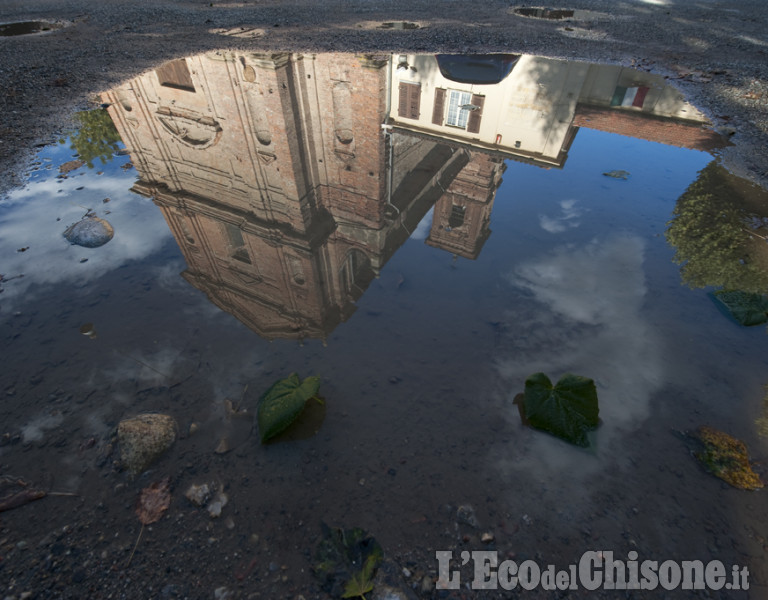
538,198 -> 584,233
1,166 -> 173,315
496,233 -> 664,474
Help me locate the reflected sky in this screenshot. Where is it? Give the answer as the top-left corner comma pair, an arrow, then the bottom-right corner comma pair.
0,143 -> 173,315
2,51 -> 768,596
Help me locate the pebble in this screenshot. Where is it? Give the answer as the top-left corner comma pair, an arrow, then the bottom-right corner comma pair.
207,492 -> 228,518
456,505 -> 479,528
185,483 -> 212,507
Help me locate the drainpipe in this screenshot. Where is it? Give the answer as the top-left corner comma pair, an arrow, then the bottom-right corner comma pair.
382,54 -> 400,219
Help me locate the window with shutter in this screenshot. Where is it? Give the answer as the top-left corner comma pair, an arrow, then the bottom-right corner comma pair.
466,94 -> 485,134
156,59 -> 195,92
432,88 -> 446,125
446,90 -> 472,128
397,82 -> 421,119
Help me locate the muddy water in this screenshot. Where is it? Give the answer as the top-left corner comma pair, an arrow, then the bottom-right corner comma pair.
1,53 -> 767,599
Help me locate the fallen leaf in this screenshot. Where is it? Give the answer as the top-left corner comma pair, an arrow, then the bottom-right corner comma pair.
0,477 -> 47,512
314,523 -> 383,598
521,372 -> 600,447
692,426 -> 763,490
257,373 -> 322,443
136,476 -> 171,524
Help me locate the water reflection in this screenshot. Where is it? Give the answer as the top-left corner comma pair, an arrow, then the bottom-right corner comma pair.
667,162 -> 768,293
101,52 -> 726,340
2,50 -> 768,598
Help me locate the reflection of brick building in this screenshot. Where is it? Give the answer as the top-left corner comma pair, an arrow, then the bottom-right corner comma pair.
426,152 -> 505,259
103,52 -> 488,340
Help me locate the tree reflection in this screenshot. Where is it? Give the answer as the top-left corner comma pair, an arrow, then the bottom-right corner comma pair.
666,162 -> 768,293
68,108 -> 122,168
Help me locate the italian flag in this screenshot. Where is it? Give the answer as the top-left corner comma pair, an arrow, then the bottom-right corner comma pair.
611,86 -> 650,108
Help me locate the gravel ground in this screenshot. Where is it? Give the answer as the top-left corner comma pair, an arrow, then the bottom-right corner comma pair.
0,0 -> 767,195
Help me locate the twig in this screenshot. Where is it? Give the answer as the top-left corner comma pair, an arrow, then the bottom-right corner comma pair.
126,523 -> 144,568
743,228 -> 768,240
116,350 -> 171,378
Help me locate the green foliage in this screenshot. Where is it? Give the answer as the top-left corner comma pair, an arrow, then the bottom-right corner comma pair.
314,524 -> 383,599
341,555 -> 377,599
257,373 -> 321,443
665,162 -> 768,294
713,290 -> 768,326
69,108 -> 122,168
522,373 -> 599,447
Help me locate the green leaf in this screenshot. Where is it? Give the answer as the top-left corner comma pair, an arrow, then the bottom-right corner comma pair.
313,524 -> 383,598
523,373 -> 599,447
257,373 -> 321,443
713,290 -> 768,326
341,555 -> 377,598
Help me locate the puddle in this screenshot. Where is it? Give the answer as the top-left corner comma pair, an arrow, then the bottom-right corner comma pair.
377,21 -> 420,30
0,20 -> 66,36
1,51 -> 768,598
513,7 -> 575,19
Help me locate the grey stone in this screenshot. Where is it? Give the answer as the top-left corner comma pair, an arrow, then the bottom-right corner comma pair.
63,216 -> 114,248
117,413 -> 177,475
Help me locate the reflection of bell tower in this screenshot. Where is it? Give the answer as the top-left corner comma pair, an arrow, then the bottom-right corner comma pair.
426,152 -> 505,259
103,52 -> 453,340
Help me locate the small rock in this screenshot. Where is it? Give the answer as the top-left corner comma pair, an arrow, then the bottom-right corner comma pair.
63,216 -> 114,248
456,505 -> 479,528
213,587 -> 232,600
207,492 -> 228,518
480,532 -> 494,544
184,483 -> 212,507
117,413 -> 177,475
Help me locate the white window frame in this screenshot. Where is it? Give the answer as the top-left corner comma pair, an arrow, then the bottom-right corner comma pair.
445,90 -> 472,128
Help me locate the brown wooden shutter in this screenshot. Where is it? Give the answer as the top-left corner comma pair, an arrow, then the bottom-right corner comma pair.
466,94 -> 485,134
432,88 -> 446,125
156,59 -> 195,92
398,82 -> 421,119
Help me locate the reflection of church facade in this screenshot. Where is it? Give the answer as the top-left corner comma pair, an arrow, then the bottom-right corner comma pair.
104,53 -> 503,340
103,52 -> 723,340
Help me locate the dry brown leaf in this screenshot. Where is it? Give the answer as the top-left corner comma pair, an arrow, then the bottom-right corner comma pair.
136,476 -> 171,525
0,476 -> 47,513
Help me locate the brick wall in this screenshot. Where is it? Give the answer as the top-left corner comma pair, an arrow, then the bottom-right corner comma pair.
573,105 -> 726,151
